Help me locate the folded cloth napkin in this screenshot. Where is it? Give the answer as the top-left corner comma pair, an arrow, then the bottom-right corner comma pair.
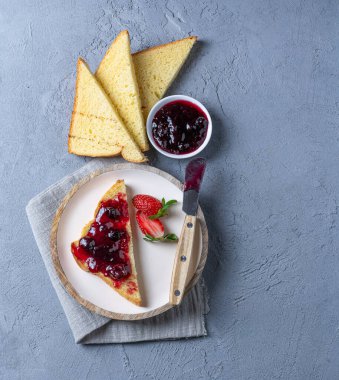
26,159 -> 209,344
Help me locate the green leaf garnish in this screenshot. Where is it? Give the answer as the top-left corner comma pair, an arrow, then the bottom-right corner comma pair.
143,233 -> 179,243
148,198 -> 178,219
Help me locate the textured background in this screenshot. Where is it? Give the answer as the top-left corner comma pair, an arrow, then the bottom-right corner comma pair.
1,0 -> 339,379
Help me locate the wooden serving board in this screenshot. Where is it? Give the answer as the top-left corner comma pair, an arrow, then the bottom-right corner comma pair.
50,163 -> 208,320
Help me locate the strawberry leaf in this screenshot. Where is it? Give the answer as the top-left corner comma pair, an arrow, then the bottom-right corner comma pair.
143,233 -> 178,243
163,233 -> 178,241
148,198 -> 178,219
143,234 -> 158,242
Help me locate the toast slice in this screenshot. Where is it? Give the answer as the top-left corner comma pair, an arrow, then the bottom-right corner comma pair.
71,180 -> 142,306
96,31 -> 149,152
132,36 -> 197,118
68,58 -> 146,163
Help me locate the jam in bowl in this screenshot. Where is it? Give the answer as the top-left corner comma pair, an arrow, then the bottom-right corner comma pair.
146,95 -> 212,159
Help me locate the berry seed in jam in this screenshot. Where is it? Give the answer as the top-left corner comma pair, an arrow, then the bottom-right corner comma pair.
71,193 -> 131,283
152,100 -> 208,155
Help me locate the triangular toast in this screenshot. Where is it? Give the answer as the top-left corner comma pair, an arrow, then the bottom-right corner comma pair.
71,180 -> 142,306
132,36 -> 197,118
68,58 -> 146,163
96,31 -> 149,152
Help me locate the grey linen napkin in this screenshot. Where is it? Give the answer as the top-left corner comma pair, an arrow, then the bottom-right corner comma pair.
26,159 -> 209,344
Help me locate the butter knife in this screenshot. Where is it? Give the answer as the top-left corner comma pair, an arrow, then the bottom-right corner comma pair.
169,157 -> 206,305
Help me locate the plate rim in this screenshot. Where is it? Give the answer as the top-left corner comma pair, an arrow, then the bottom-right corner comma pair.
50,163 -> 209,320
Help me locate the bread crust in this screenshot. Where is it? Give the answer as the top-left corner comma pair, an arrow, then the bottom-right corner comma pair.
132,36 -> 197,57
69,135 -> 148,163
71,179 -> 142,306
68,58 -> 83,154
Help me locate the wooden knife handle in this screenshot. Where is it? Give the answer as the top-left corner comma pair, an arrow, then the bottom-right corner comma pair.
169,214 -> 197,305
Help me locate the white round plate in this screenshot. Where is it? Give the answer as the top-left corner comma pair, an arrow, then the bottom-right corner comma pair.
53,164 -> 207,319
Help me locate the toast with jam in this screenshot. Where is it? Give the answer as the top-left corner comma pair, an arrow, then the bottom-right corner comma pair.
71,180 -> 142,306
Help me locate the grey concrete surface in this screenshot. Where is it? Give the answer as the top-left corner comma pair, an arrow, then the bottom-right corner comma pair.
1,0 -> 338,379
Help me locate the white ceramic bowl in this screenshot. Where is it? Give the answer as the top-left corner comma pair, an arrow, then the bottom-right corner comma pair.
146,95 -> 212,159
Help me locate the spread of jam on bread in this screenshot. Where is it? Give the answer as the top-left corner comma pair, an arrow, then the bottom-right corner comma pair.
71,195 -> 130,283
71,180 -> 142,306
151,100 -> 208,155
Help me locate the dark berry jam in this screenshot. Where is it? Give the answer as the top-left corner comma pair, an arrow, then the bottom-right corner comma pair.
71,193 -> 133,288
184,157 -> 206,192
152,100 -> 208,155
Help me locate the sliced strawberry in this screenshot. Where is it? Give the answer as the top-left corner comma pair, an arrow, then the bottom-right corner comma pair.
132,195 -> 162,217
135,211 -> 164,238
